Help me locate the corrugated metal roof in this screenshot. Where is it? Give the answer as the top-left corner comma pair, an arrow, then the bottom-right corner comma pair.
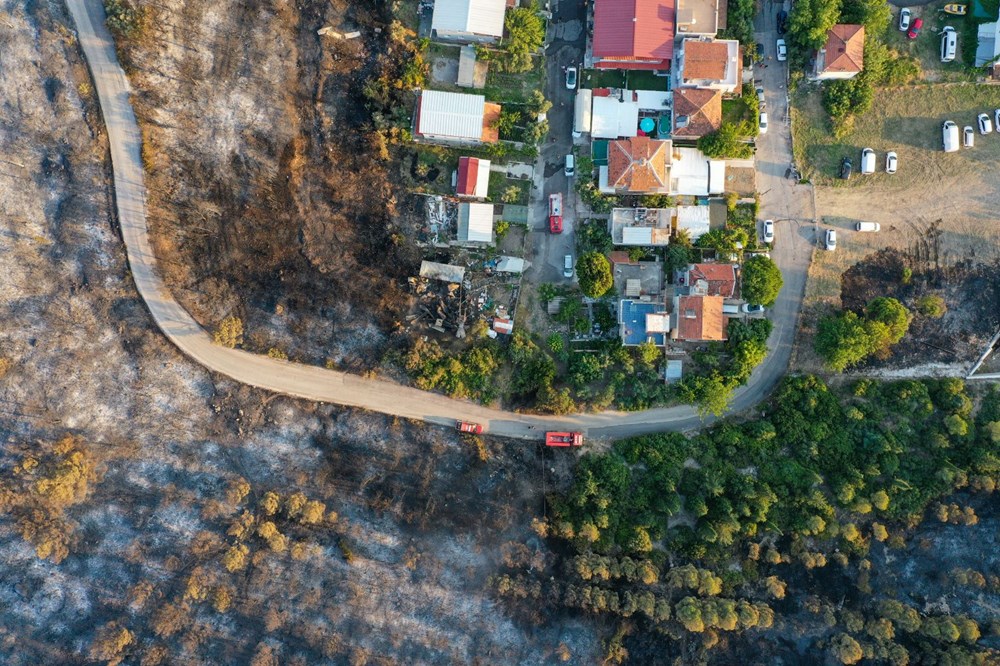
623,227 -> 654,245
419,261 -> 466,283
457,202 -> 494,243
432,0 -> 506,37
457,157 -> 491,197
418,90 -> 486,141
592,0 -> 675,61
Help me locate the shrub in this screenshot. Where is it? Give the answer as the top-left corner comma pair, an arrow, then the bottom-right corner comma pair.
214,316 -> 244,348
697,123 -> 754,159
917,295 -> 947,318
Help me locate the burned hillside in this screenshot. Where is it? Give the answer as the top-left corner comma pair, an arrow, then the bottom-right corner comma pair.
128,0 -> 420,369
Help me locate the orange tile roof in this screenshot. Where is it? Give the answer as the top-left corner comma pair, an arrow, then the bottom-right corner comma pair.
821,24 -> 865,74
688,263 -> 736,297
672,88 -> 722,138
683,40 -> 729,80
675,295 -> 727,341
481,102 -> 501,143
607,137 -> 671,193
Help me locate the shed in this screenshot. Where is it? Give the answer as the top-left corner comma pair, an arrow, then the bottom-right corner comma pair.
495,256 -> 528,273
492,317 -> 514,334
456,156 -> 491,198
457,202 -> 495,243
977,20 -> 1000,66
419,261 -> 466,283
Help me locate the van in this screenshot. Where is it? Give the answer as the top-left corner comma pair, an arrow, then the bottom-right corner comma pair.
563,255 -> 574,278
564,154 -> 576,178
855,222 -> 881,232
722,303 -> 741,315
941,26 -> 957,62
943,120 -> 959,152
860,148 -> 875,174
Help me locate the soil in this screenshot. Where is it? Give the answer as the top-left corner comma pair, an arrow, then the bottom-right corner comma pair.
838,248 -> 1000,369
129,0 -> 422,370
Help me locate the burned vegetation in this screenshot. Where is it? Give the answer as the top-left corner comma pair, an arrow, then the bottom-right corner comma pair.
126,0 -> 423,369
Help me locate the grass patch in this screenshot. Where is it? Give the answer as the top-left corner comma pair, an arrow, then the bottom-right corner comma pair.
488,171 -> 531,204
582,69 -> 627,89
722,98 -> 753,126
793,83 -> 1000,184
626,70 -> 669,91
482,58 -> 545,104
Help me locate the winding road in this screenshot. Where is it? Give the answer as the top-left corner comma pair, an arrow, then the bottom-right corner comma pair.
65,0 -> 815,441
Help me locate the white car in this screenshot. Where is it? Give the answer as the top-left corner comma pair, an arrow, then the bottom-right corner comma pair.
565,66 -> 577,90
563,254 -> 574,278
776,39 -> 787,61
886,151 -> 897,174
964,125 -> 975,148
979,113 -> 993,134
742,303 -> 766,314
860,147 -> 875,174
994,108 -> 1000,131
763,219 -> 775,244
899,8 -> 911,31
759,112 -> 768,134
825,229 -> 837,251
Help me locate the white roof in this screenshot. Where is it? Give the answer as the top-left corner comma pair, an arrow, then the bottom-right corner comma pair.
622,227 -> 654,245
432,0 -> 506,38
495,256 -> 527,273
458,202 -> 494,243
709,160 -> 726,194
671,147 -> 713,196
676,205 -> 711,239
591,96 -> 639,139
574,89 -> 593,133
419,261 -> 466,283
647,313 -> 671,333
635,90 -> 672,110
418,90 -> 486,141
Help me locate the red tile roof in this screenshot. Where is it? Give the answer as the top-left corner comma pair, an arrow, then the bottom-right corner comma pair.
687,263 -> 736,297
675,295 -> 727,341
682,40 -> 728,80
456,157 -> 480,196
593,0 -> 675,64
821,24 -> 865,74
607,137 -> 671,193
671,88 -> 722,138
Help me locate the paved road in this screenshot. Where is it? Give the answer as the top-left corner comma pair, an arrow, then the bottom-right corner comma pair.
65,0 -> 810,442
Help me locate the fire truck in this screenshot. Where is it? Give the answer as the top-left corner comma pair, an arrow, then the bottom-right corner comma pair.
548,193 -> 563,233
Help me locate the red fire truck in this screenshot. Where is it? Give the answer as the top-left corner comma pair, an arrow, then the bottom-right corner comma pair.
548,193 -> 563,233
545,431 -> 583,447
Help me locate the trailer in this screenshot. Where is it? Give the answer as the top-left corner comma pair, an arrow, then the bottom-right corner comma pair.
457,421 -> 484,434
548,193 -> 563,233
545,431 -> 583,447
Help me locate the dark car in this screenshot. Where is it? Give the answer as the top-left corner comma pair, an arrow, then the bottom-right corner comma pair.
840,157 -> 853,180
907,17 -> 923,39
777,10 -> 788,34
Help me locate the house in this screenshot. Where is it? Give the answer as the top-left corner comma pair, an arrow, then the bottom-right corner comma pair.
602,137 -> 671,194
591,90 -> 640,139
671,294 -> 727,341
671,87 -> 722,139
669,146 -> 725,196
456,202 -> 495,244
610,207 -> 673,245
415,90 -> 500,144
456,156 -> 490,198
431,0 -> 506,43
811,24 -> 865,81
976,17 -> 1000,66
684,263 -> 736,298
591,0 -> 675,70
676,39 -> 741,93
620,299 -> 671,346
675,0 -> 720,38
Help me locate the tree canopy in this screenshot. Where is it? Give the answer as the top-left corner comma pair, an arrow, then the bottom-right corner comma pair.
501,4 -> 544,73
741,255 -> 783,307
815,298 -> 910,371
697,123 -> 754,159
577,251 -> 614,298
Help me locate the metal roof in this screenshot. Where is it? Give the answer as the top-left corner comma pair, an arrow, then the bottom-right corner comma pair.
417,90 -> 486,141
592,0 -> 675,61
432,0 -> 506,38
623,227 -> 654,245
419,261 -> 466,283
457,203 -> 494,243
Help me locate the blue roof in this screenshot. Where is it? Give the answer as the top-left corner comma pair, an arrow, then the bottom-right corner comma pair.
620,299 -> 666,346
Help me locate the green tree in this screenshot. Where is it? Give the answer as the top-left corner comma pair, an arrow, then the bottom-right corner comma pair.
697,123 -> 753,158
637,341 -> 662,366
577,251 -> 614,298
866,297 -> 911,346
676,597 -> 706,632
917,294 -> 947,318
788,0 -> 841,53
501,4 -> 544,73
830,633 -> 864,664
814,311 -> 880,372
742,255 -> 783,306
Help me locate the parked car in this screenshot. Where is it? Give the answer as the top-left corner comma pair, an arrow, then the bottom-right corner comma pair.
899,7 -> 912,31
776,39 -> 787,61
908,17 -> 923,39
564,154 -> 575,177
886,151 -> 898,174
856,222 -> 881,232
756,86 -> 765,106
825,229 -> 837,251
979,112 -> 993,134
941,26 -> 957,62
777,10 -> 788,34
860,147 -> 876,174
742,303 -> 766,314
756,43 -> 765,61
563,254 -> 574,278
943,120 -> 960,152
994,108 -> 1000,131
840,156 -> 853,179
762,219 -> 775,244
565,66 -> 577,90
964,125 -> 975,148
759,112 -> 768,134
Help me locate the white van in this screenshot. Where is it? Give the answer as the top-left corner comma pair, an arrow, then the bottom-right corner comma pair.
943,120 -> 959,152
564,154 -> 575,177
563,254 -> 574,278
860,148 -> 876,174
941,26 -> 957,62
855,222 -> 881,232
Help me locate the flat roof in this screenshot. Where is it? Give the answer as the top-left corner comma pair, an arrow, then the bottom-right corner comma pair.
620,299 -> 668,346
675,0 -> 719,35
592,95 -> 640,139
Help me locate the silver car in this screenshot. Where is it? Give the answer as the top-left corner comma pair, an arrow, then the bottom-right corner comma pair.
825,229 -> 837,251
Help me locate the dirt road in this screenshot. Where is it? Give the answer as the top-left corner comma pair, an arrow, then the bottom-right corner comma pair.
67,0 -> 809,441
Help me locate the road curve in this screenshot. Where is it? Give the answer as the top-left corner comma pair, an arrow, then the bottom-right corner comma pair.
65,0 -> 809,441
